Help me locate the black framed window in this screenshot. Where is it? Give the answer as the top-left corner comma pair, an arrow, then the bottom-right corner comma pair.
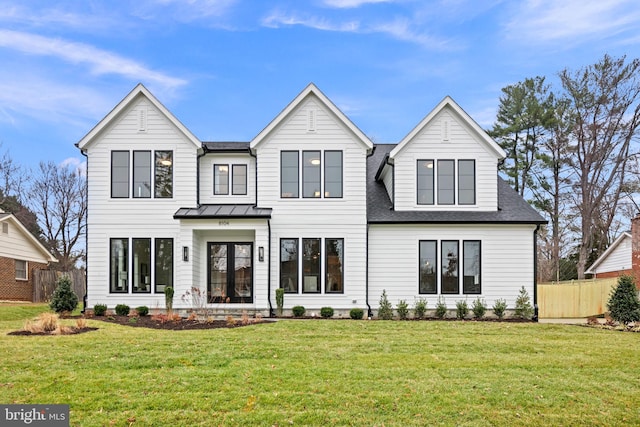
302,238 -> 321,293
155,238 -> 173,293
111,151 -> 130,198
214,164 -> 229,195
154,151 -> 173,198
133,151 -> 151,198
324,151 -> 342,198
280,239 -> 299,293
281,151 -> 299,198
419,240 -> 437,294
458,160 -> 475,205
437,160 -> 455,205
463,241 -> 481,294
325,238 -> 344,293
417,160 -> 434,205
132,238 -> 151,293
232,164 -> 247,195
303,151 -> 321,198
110,238 -> 129,293
441,240 -> 459,294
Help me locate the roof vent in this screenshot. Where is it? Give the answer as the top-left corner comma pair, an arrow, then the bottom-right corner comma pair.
307,109 -> 316,132
139,108 -> 147,132
442,119 -> 449,142
2,222 -> 8,234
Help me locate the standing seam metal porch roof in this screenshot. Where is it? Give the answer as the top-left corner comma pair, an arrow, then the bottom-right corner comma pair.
174,204 -> 272,219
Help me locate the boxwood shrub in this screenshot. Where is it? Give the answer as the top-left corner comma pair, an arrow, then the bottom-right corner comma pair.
292,305 -> 305,317
115,304 -> 130,316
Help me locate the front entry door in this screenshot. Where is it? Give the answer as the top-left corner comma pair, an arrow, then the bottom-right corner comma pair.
208,242 -> 253,303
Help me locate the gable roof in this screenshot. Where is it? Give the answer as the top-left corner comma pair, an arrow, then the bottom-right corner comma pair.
250,83 -> 373,153
76,83 -> 201,151
585,231 -> 632,274
390,96 -> 506,160
0,213 -> 57,263
367,144 -> 546,224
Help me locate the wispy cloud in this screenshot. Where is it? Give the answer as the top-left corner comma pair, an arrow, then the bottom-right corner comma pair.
0,30 -> 186,89
505,0 -> 640,44
262,11 -> 359,32
322,0 -> 391,8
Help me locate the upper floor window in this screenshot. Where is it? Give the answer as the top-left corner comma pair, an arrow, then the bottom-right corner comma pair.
281,150 -> 343,199
15,260 -> 27,280
232,165 -> 247,195
214,164 -> 229,195
214,164 -> 248,196
111,150 -> 173,199
416,159 -> 475,206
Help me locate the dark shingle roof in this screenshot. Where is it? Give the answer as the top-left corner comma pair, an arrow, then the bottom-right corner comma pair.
367,144 -> 546,224
174,204 -> 271,219
202,142 -> 250,152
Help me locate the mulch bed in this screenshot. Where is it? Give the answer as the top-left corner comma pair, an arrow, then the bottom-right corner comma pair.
8,327 -> 99,336
91,315 -> 269,331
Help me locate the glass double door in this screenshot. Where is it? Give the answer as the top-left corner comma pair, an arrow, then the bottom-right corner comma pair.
208,242 -> 253,303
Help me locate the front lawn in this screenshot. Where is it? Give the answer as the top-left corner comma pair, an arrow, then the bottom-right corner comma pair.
0,308 -> 638,426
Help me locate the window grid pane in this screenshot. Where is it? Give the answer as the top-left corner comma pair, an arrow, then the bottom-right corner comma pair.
324,151 -> 342,198
417,160 -> 434,205
110,238 -> 128,293
463,241 -> 481,294
154,151 -> 173,198
234,244 -> 252,298
303,151 -> 321,198
302,238 -> 321,293
132,238 -> 151,293
111,151 -> 129,198
155,238 -> 173,293
214,164 -> 229,195
281,151 -> 299,198
280,239 -> 299,293
419,241 -> 437,294
232,165 -> 247,195
133,151 -> 151,198
441,240 -> 459,294
458,160 -> 475,205
325,238 -> 344,293
437,160 -> 455,205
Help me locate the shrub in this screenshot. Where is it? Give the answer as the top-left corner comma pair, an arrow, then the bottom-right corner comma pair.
320,307 -> 334,318
378,290 -> 393,320
396,300 -> 409,320
165,286 -> 174,312
350,308 -> 364,320
471,298 -> 487,319
435,297 -> 447,319
275,288 -> 285,316
115,304 -> 130,316
413,298 -> 427,319
514,286 -> 534,319
135,306 -> 149,316
93,304 -> 107,316
292,305 -> 305,317
456,300 -> 468,319
492,298 -> 507,319
49,275 -> 79,313
607,275 -> 640,325
37,312 -> 59,332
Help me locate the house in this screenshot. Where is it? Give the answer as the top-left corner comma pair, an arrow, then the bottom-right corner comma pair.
0,209 -> 57,300
586,215 -> 640,287
77,83 -> 545,317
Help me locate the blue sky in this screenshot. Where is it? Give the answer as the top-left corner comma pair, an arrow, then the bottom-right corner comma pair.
1,0 -> 639,170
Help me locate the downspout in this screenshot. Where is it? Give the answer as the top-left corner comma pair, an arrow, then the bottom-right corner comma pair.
80,149 -> 88,314
365,147 -> 377,318
196,150 -> 207,207
533,224 -> 540,322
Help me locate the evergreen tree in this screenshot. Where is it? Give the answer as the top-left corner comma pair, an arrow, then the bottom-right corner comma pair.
49,275 -> 79,313
607,275 -> 640,325
377,289 -> 393,320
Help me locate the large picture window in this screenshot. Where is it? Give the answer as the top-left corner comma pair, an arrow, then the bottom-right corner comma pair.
232,165 -> 247,195
441,240 -> 459,294
437,160 -> 455,205
214,164 -> 229,195
132,238 -> 151,293
419,241 -> 437,294
458,160 -> 475,205
111,151 -> 130,198
280,239 -> 299,293
417,160 -> 434,205
325,238 -> 344,293
463,241 -> 481,294
154,151 -> 173,198
303,238 -> 321,293
133,151 -> 151,198
303,151 -> 321,198
281,151 -> 299,198
110,238 -> 129,293
324,151 -> 343,198
155,238 -> 173,293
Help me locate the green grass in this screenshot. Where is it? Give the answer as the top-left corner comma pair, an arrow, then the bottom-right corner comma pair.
0,307 -> 638,426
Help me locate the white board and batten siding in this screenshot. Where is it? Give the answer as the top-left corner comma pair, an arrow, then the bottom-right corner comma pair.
254,96 -> 370,310
84,96 -> 199,308
368,224 -> 537,308
392,107 -> 499,212
199,153 -> 256,205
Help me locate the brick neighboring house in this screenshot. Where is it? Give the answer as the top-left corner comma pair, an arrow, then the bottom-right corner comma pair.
586,216 -> 640,287
0,209 -> 57,301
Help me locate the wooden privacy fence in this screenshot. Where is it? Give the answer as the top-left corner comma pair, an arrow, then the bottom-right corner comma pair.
537,277 -> 618,318
33,270 -> 85,303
